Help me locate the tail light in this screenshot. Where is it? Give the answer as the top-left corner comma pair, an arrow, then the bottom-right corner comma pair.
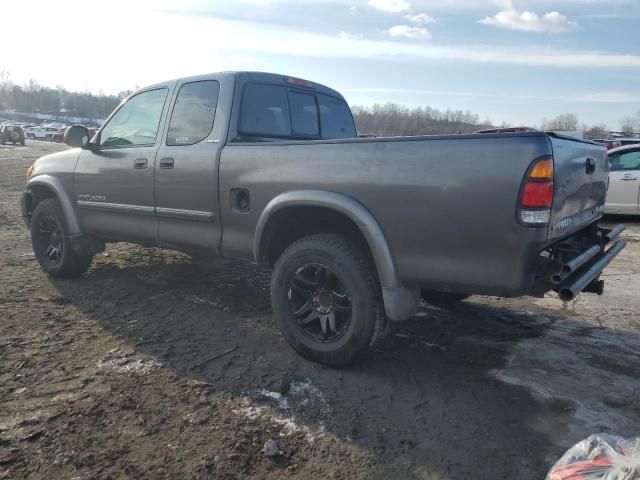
519,156 -> 553,226
607,141 -> 614,150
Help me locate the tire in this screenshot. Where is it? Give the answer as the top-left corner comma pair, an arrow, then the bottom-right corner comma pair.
31,198 -> 93,278
271,234 -> 386,367
421,291 -> 470,307
20,140 -> 25,146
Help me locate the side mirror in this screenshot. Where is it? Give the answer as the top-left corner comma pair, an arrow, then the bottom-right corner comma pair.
63,125 -> 90,148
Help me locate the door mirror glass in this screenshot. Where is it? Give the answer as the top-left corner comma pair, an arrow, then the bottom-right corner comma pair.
64,125 -> 89,148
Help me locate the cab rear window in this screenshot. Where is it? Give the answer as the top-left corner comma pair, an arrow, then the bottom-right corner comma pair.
238,83 -> 355,141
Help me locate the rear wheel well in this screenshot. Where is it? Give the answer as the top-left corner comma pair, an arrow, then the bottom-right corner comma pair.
260,206 -> 372,268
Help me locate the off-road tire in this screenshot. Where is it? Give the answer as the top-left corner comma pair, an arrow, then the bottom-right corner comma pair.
271,234 -> 386,367
31,198 -> 93,278
421,291 -> 470,307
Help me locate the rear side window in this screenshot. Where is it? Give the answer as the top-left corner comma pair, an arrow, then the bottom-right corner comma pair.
318,94 -> 356,139
167,80 -> 220,146
609,151 -> 640,171
239,84 -> 291,138
289,91 -> 319,137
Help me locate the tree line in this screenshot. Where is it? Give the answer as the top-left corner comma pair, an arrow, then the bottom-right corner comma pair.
1,70 -> 638,137
0,70 -> 130,121
351,103 -> 492,136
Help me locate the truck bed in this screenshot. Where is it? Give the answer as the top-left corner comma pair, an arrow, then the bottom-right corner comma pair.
219,132 -> 608,297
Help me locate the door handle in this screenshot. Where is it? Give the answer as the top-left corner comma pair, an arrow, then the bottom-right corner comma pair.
134,158 -> 148,169
159,157 -> 174,169
621,176 -> 638,181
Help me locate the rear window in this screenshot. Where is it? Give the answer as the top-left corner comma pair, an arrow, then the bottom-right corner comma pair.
239,84 -> 291,138
238,83 -> 355,140
289,91 -> 319,137
318,94 -> 356,139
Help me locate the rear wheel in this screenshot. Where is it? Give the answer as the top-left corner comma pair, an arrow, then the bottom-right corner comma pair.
31,198 -> 93,278
271,234 -> 386,367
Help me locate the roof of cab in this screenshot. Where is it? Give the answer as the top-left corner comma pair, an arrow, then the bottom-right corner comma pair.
132,71 -> 346,101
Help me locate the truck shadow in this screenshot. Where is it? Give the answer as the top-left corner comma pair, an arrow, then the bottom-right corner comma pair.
49,247 -> 640,479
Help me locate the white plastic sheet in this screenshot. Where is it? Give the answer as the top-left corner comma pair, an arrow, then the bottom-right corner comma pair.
547,434 -> 640,480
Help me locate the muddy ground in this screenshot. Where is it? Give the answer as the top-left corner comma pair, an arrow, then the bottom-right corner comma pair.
1,141 -> 639,479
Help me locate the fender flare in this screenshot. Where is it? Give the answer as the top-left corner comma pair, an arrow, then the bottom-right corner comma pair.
26,175 -> 82,235
254,190 -> 419,321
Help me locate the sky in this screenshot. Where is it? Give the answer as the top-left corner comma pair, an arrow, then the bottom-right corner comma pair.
2,0 -> 639,129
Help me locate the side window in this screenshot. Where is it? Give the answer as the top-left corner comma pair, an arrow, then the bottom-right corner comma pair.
100,88 -> 168,148
239,84 -> 291,138
317,94 -> 357,139
167,80 -> 220,146
289,91 -> 319,137
610,151 -> 640,171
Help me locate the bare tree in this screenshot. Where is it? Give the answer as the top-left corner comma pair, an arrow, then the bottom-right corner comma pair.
621,111 -> 639,136
541,113 -> 580,131
351,103 -> 492,136
584,124 -> 608,139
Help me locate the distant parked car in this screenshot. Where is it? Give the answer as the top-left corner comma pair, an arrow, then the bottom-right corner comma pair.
0,124 -> 25,145
25,126 -> 62,140
605,144 -> 640,215
593,138 -> 640,150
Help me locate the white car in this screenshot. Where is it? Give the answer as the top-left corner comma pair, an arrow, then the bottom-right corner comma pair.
606,144 -> 640,215
24,126 -> 62,140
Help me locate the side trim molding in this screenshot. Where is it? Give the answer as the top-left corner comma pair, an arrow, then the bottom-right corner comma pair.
156,207 -> 215,222
77,201 -> 155,215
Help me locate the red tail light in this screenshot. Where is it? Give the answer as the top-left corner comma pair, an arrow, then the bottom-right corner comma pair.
519,156 -> 554,225
521,181 -> 553,208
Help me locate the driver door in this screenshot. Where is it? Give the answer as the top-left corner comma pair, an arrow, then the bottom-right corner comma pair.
74,86 -> 173,244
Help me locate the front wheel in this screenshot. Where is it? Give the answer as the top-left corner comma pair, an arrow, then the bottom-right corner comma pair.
271,234 -> 386,367
31,198 -> 93,278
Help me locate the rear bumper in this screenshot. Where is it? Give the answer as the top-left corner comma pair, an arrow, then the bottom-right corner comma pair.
533,224 -> 626,300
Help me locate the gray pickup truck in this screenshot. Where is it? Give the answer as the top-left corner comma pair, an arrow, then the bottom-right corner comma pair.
21,71 -> 625,366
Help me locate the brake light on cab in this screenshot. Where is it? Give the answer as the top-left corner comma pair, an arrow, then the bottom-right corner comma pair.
519,156 -> 553,225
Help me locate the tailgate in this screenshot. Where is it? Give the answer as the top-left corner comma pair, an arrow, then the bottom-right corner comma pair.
546,134 -> 608,242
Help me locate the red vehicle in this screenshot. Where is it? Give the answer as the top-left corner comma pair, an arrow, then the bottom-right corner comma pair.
548,456 -> 613,480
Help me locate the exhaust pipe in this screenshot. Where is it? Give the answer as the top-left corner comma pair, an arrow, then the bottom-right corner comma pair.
551,224 -> 626,285
558,239 -> 626,301
603,224 -> 625,243
551,244 -> 601,284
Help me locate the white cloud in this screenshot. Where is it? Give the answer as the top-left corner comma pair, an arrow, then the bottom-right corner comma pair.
479,1 -> 578,33
339,31 -> 363,39
368,0 -> 411,13
386,25 -> 431,39
406,13 -> 435,25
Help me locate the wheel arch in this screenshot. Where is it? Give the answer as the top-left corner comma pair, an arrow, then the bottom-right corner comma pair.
26,175 -> 81,235
254,190 -> 419,321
